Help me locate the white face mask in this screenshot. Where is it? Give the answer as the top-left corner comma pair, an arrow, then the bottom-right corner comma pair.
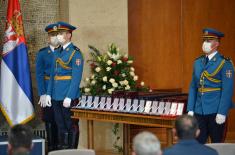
202,41 -> 212,54
50,36 -> 59,47
57,34 -> 66,45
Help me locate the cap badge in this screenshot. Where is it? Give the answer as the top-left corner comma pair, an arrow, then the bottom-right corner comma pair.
53,26 -> 57,31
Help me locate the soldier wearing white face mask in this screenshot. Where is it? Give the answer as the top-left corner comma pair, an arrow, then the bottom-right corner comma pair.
35,23 -> 60,151
45,21 -> 84,149
187,28 -> 235,143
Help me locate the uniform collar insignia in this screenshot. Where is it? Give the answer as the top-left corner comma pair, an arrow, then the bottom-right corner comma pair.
48,50 -> 51,53
66,48 -> 69,51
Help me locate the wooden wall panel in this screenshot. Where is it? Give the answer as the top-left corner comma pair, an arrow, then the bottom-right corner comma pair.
128,0 -> 235,143
182,0 -> 235,142
182,0 -> 235,92
128,0 -> 182,89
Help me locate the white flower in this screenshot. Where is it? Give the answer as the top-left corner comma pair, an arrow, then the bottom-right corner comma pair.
127,60 -> 133,64
91,75 -> 95,79
125,85 -> 130,90
103,76 -> 108,82
119,81 -> 124,86
113,54 -> 121,60
140,81 -> 145,86
112,82 -> 118,88
117,60 -> 122,64
122,73 -> 126,77
106,67 -> 111,72
109,78 -> 115,84
95,67 -> 101,72
84,88 -> 90,92
102,85 -> 106,90
107,60 -> 113,65
130,67 -> 135,71
130,71 -> 135,76
133,75 -> 138,81
85,78 -> 90,82
107,52 -> 121,60
91,80 -> 96,85
149,89 -> 153,92
108,88 -> 114,94
123,80 -> 129,85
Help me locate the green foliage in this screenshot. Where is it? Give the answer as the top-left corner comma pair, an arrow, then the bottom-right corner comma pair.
112,123 -> 123,153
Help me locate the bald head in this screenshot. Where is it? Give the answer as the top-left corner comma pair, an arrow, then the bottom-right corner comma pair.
175,115 -> 199,140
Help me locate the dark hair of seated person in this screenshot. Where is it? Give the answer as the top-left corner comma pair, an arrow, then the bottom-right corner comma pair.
175,115 -> 199,140
8,124 -> 33,155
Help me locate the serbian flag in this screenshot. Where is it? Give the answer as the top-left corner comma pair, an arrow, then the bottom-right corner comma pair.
0,0 -> 34,126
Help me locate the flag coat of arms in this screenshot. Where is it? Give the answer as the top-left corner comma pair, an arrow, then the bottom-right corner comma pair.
0,0 -> 34,126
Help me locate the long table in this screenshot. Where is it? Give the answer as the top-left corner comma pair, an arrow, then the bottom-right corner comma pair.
71,108 -> 176,155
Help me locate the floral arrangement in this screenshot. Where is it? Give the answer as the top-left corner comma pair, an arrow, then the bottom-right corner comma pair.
82,43 -> 148,95
82,43 -> 149,153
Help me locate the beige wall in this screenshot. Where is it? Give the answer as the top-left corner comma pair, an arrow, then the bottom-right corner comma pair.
64,0 -> 128,152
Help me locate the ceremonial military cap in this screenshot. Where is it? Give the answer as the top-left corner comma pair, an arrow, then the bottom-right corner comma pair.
45,23 -> 59,33
202,28 -> 224,39
56,21 -> 77,32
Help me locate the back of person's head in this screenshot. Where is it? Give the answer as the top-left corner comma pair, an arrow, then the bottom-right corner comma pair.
175,114 -> 199,140
8,124 -> 33,155
132,131 -> 161,155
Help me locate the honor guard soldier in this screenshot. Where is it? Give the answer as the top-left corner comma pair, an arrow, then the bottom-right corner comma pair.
187,28 -> 235,143
35,23 -> 59,151
45,21 -> 84,149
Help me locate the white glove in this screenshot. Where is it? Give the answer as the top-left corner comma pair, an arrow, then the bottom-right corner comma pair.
188,111 -> 194,116
215,114 -> 226,124
38,94 -> 46,107
63,97 -> 71,108
45,95 -> 52,107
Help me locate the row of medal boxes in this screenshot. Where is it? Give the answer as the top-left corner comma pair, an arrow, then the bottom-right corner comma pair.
74,95 -> 185,116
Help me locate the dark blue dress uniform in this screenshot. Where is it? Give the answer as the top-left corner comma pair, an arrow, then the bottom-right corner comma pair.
47,43 -> 84,149
187,28 -> 235,143
35,23 -> 60,151
36,47 -> 58,151
47,22 -> 84,149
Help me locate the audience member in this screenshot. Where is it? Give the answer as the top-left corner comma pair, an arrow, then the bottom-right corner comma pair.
8,124 -> 33,155
132,131 -> 161,155
163,115 -> 218,155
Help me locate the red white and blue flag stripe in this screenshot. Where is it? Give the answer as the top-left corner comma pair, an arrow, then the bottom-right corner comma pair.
0,0 -> 34,126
